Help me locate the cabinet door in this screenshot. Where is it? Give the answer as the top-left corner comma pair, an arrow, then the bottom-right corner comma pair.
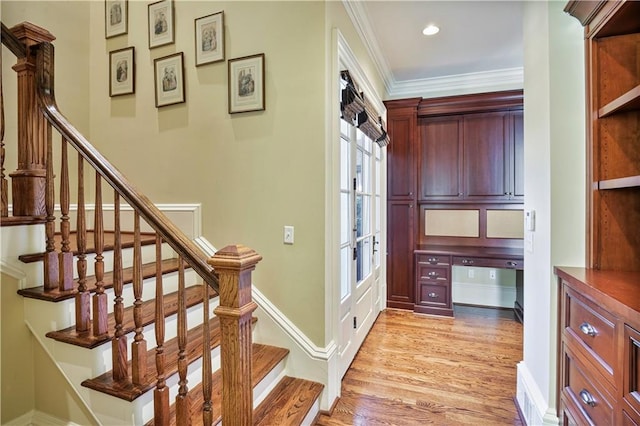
419,116 -> 463,201
386,201 -> 414,310
511,110 -> 524,200
463,112 -> 510,200
387,112 -> 416,199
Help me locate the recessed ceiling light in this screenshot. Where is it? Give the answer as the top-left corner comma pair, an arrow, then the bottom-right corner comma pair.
422,25 -> 440,36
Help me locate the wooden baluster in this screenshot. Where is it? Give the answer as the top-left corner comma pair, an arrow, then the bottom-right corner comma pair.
75,154 -> 90,332
58,137 -> 73,291
202,282 -> 212,426
209,245 -> 262,426
111,192 -> 128,381
1,46 -> 7,217
92,172 -> 107,336
131,211 -> 147,385
175,258 -> 191,425
153,234 -> 169,425
43,122 -> 58,290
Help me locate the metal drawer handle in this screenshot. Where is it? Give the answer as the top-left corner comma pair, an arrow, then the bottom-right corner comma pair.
580,322 -> 598,337
462,259 -> 474,265
579,389 -> 596,407
506,261 -> 518,268
427,271 -> 439,278
428,292 -> 438,299
427,257 -> 439,264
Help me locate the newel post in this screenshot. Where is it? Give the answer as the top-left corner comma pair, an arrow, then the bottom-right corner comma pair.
8,22 -> 55,216
208,245 -> 262,426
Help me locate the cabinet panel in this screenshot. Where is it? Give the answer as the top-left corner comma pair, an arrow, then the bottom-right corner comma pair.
512,111 -> 524,199
463,112 -> 509,200
624,325 -> 640,417
387,202 -> 415,309
387,114 -> 416,199
419,116 -> 463,200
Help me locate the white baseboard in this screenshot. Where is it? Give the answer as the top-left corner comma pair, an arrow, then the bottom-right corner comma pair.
3,410 -> 84,426
516,361 -> 559,426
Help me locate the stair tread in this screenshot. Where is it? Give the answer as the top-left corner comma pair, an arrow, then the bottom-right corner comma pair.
17,258 -> 187,302
254,376 -> 324,426
45,284 -> 218,349
18,230 -> 157,263
82,316 -> 223,401
148,343 -> 290,426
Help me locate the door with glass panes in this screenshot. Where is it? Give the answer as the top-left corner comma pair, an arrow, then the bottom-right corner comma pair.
338,116 -> 382,379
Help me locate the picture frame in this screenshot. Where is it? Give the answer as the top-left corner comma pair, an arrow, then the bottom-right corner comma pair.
228,53 -> 265,114
154,52 -> 185,107
105,0 -> 127,38
194,11 -> 225,66
109,47 -> 135,97
148,0 -> 174,49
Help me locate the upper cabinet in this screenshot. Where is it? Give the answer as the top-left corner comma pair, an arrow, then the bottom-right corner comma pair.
386,99 -> 420,200
418,102 -> 523,203
565,0 -> 640,271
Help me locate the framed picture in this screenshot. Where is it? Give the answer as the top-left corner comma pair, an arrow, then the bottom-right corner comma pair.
105,0 -> 127,38
228,53 -> 265,114
109,47 -> 135,97
194,11 -> 224,66
154,52 -> 185,107
148,0 -> 174,49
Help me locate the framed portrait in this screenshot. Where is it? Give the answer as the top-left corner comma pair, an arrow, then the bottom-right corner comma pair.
228,53 -> 265,114
105,0 -> 127,38
194,11 -> 224,66
154,52 -> 185,107
148,0 -> 174,49
109,47 -> 135,97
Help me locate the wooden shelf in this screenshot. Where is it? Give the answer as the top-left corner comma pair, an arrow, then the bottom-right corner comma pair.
598,175 -> 640,190
598,85 -> 640,118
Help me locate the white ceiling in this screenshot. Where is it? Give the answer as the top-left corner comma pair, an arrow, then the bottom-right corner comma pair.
345,1 -> 525,99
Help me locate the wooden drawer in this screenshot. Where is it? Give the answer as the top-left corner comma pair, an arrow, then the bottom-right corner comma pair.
624,324 -> 640,416
563,347 -> 615,425
416,254 -> 451,266
416,281 -> 451,308
452,256 -> 523,270
564,286 -> 616,379
560,392 -> 590,426
416,264 -> 449,282
623,408 -> 640,426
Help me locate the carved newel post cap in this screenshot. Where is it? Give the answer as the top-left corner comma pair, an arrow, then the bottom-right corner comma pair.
208,244 -> 262,271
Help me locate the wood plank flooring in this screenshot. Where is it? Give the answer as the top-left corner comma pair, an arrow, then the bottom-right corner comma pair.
316,305 -> 524,426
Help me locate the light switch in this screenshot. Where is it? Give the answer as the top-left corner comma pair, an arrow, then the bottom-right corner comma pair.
284,226 -> 294,244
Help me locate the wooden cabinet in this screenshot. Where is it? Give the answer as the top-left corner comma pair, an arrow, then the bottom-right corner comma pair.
414,252 -> 453,316
387,201 -> 415,310
387,99 -> 419,200
418,110 -> 523,202
556,268 -> 640,425
558,2 -> 640,423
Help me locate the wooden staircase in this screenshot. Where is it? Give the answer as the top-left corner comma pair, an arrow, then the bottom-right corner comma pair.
14,232 -> 323,424
1,21 -> 324,425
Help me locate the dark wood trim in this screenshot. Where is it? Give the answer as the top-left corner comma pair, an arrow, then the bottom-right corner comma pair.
34,42 -> 218,290
418,90 -> 523,117
383,97 -> 421,110
0,215 -> 46,226
1,22 -> 27,59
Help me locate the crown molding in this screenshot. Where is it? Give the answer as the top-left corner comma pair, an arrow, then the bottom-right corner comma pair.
343,1 -> 524,99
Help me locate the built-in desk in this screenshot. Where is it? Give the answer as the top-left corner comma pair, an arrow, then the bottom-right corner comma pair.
414,245 -> 524,321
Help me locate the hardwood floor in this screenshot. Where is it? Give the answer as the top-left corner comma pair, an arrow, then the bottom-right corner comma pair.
316,305 -> 524,426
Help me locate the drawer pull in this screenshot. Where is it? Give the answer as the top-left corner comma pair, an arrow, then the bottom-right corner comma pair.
427,271 -> 439,278
579,389 -> 596,407
427,257 -> 439,264
506,261 -> 518,268
428,292 -> 438,299
461,259 -> 474,265
579,322 -> 598,337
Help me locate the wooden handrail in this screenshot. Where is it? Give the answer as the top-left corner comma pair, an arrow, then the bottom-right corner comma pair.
33,41 -> 218,291
1,22 -> 27,59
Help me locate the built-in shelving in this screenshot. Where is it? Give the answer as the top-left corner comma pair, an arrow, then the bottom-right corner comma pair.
598,175 -> 640,190
598,85 -> 640,118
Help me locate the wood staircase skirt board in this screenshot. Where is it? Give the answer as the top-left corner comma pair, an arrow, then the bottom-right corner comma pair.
254,376 -> 324,426
81,316 -> 223,401
45,285 -> 217,349
17,258 -> 187,302
18,230 -> 158,263
1,216 -> 47,226
145,343 -> 290,426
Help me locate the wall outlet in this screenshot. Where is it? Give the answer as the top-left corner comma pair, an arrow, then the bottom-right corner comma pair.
489,269 -> 496,280
283,225 -> 294,244
468,268 -> 474,279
